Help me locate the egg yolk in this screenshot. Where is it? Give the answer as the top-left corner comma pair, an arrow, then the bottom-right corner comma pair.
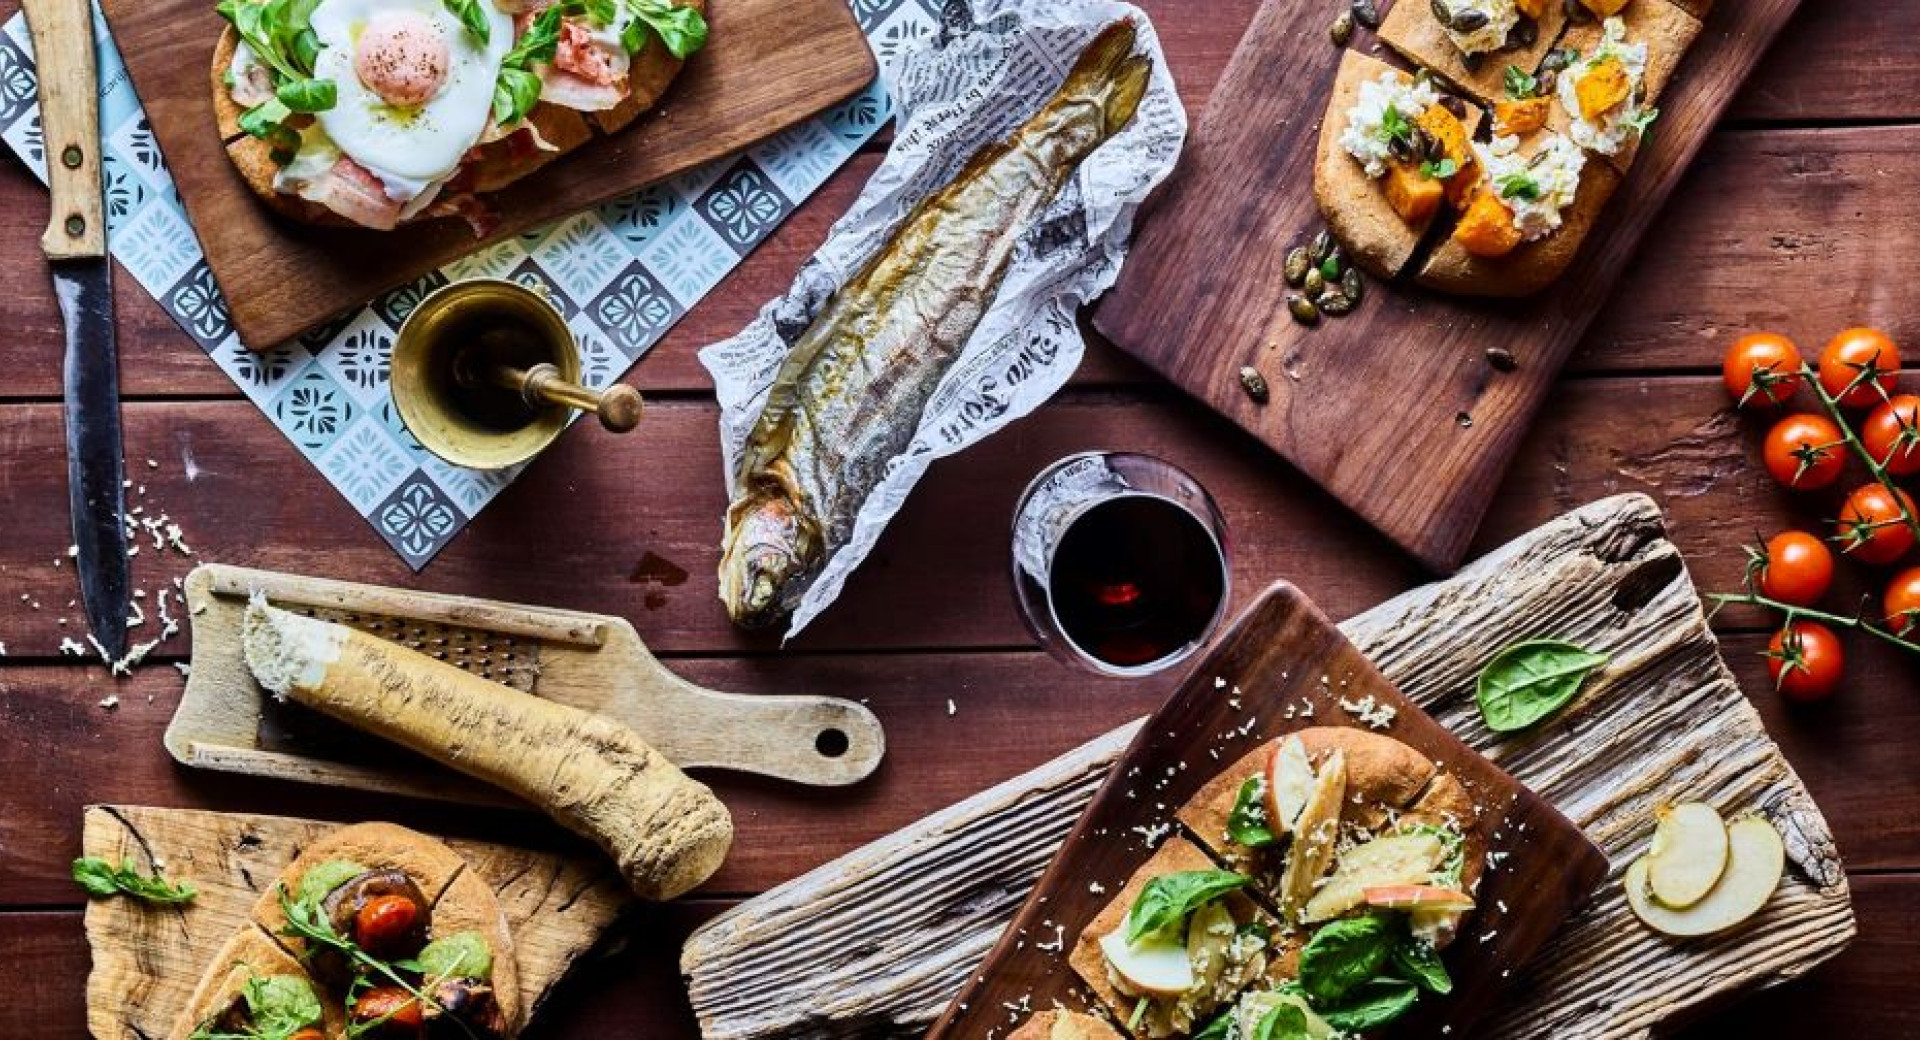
354,11 -> 450,109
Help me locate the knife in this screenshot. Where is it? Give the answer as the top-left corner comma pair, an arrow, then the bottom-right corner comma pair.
24,0 -> 130,661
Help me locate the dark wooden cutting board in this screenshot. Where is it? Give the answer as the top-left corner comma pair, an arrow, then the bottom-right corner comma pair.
925,582 -> 1608,1039
1093,0 -> 1802,572
97,0 -> 877,349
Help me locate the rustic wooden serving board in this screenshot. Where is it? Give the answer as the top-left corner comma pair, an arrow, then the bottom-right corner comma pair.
926,583 -> 1607,1039
1092,0 -> 1804,572
96,0 -> 877,350
79,804 -> 631,1039
681,495 -> 1856,1040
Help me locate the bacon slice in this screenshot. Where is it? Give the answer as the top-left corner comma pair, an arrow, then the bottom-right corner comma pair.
289,156 -> 404,230
425,193 -> 500,239
537,64 -> 628,111
555,19 -> 625,85
230,61 -> 275,109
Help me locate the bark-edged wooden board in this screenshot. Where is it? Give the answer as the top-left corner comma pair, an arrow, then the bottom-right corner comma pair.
680,494 -> 1857,1040
925,583 -> 1607,1039
95,0 -> 877,350
1091,0 -> 1804,572
79,804 -> 631,1039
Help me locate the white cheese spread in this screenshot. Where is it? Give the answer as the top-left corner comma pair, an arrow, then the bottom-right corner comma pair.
1441,0 -> 1518,56
1474,132 -> 1586,241
1559,17 -> 1654,156
1338,72 -> 1440,178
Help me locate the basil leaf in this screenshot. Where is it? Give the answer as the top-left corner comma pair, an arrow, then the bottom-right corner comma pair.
418,930 -> 494,981
1297,914 -> 1394,1004
1476,639 -> 1608,732
505,5 -> 565,66
1250,1003 -> 1312,1040
71,856 -> 197,904
292,27 -> 320,73
1317,978 -> 1420,1033
1392,934 -> 1452,995
1191,1009 -> 1234,1040
493,66 -> 544,126
1227,775 -> 1279,847
276,77 -> 335,113
1503,64 -> 1537,99
1495,171 -> 1540,202
243,974 -> 323,1036
443,0 -> 492,45
630,0 -> 707,59
1124,869 -> 1250,945
621,15 -> 650,54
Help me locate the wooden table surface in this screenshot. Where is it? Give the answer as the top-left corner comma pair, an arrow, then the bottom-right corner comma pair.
1,2 -> 1915,1036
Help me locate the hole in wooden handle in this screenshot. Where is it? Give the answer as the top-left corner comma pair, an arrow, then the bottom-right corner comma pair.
814,728 -> 850,759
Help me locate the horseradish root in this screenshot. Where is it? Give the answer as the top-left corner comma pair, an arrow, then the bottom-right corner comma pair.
241,598 -> 733,900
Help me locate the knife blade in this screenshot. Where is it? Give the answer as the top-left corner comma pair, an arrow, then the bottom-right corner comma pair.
25,0 -> 130,661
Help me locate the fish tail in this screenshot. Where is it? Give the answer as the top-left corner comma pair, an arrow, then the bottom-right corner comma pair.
1062,20 -> 1151,138
1103,54 -> 1153,137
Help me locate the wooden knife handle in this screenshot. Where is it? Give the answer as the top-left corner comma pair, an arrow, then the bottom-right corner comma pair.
21,0 -> 105,260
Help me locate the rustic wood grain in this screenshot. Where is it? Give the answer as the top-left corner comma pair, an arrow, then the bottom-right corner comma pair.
681,495 -> 1854,1040
96,0 -> 876,349
77,805 -> 630,1039
927,584 -> 1605,1040
1093,0 -> 1802,572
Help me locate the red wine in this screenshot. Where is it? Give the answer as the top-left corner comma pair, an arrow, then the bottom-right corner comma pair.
1048,495 -> 1227,668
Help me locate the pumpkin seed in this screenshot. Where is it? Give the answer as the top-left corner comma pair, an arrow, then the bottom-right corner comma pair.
1486,347 -> 1518,371
1462,51 -> 1484,73
1456,411 -> 1475,428
1510,15 -> 1537,47
1341,267 -> 1364,303
1423,129 -> 1446,162
1536,68 -> 1558,95
1351,0 -> 1381,29
1239,366 -> 1271,403
1330,10 -> 1354,45
1429,0 -> 1455,27
1303,268 -> 1327,298
1451,6 -> 1489,32
1284,246 -> 1310,286
1288,294 -> 1321,325
1633,81 -> 1648,106
1563,0 -> 1591,22
1541,47 -> 1576,74
1317,289 -> 1355,316
1440,95 -> 1468,118
1389,133 -> 1414,163
1309,229 -> 1334,265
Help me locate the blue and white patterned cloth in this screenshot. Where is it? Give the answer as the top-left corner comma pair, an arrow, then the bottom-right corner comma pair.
0,0 -> 939,568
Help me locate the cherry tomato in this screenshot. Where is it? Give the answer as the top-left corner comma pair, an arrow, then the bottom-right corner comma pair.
1817,327 -> 1900,408
1837,483 -> 1918,565
1884,567 -> 1920,638
1767,621 -> 1843,703
289,1030 -> 327,1040
1722,332 -> 1803,409
351,987 -> 423,1036
1862,394 -> 1920,476
1754,531 -> 1834,607
1761,413 -> 1845,490
354,893 -> 421,959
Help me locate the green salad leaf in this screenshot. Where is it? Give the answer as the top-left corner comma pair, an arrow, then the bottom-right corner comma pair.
624,0 -> 708,58
1476,639 -> 1609,731
1391,934 -> 1453,995
442,0 -> 492,45
1124,869 -> 1250,945
1297,914 -> 1394,1005
418,930 -> 494,981
1227,775 -> 1279,848
1249,1003 -> 1313,1040
493,5 -> 564,125
242,974 -> 324,1036
1317,977 -> 1420,1032
72,856 -> 197,904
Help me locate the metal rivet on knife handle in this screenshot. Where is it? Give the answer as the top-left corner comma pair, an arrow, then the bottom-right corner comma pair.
62,144 -> 82,169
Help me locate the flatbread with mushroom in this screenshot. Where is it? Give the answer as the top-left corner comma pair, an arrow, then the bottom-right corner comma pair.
169,927 -> 342,1040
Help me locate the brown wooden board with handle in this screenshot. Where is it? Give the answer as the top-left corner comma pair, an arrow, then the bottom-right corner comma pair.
95,0 -> 877,350
79,804 -> 631,1039
1092,0 -> 1804,572
167,562 -> 886,799
924,582 -> 1608,1039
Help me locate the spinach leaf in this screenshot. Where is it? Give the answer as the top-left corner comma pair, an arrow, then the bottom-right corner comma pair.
1227,775 -> 1279,847
275,78 -> 335,113
1124,869 -> 1250,945
1249,1003 -> 1312,1040
505,6 -> 565,67
628,0 -> 708,59
72,857 -> 197,904
1297,914 -> 1393,1005
1476,639 -> 1609,732
1191,1009 -> 1234,1040
1391,934 -> 1452,995
493,6 -> 564,125
1317,978 -> 1420,1033
441,0 -> 491,44
621,16 -> 648,54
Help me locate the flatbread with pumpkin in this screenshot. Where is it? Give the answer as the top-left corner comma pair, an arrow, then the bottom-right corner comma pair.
1378,0 -> 1568,106
1555,0 -> 1703,171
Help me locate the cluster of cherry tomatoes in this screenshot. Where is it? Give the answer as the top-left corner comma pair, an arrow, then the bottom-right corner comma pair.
1722,327 -> 1920,702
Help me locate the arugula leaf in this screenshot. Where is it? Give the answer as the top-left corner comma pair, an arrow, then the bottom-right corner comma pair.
1495,171 -> 1541,202
73,857 -> 197,904
1227,775 -> 1279,847
1297,914 -> 1394,1005
276,78 -> 336,113
1475,639 -> 1608,731
1249,1003 -> 1312,1040
1317,978 -> 1420,1033
1419,157 -> 1459,180
1503,64 -> 1538,99
1391,934 -> 1453,995
441,0 -> 491,45
627,0 -> 707,59
1124,869 -> 1250,945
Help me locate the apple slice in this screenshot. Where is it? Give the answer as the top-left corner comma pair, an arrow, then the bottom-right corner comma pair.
1646,802 -> 1731,909
1300,830 -> 1447,923
1099,928 -> 1194,998
1364,884 -> 1476,912
1264,736 -> 1315,838
1627,816 -> 1785,937
1278,748 -> 1348,921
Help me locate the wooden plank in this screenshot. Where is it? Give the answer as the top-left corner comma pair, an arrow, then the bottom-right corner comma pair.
681,495 -> 1853,1040
98,0 -> 875,349
1093,0 -> 1802,571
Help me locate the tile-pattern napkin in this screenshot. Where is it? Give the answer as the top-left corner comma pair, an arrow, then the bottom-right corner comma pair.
0,0 -> 940,568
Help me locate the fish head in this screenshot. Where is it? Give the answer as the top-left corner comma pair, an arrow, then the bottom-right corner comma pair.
718,492 -> 820,630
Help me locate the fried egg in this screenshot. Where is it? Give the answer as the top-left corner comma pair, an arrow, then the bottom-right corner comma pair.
309,0 -> 513,198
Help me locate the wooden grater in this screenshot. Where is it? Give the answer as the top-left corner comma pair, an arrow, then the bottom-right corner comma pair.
167,563 -> 885,802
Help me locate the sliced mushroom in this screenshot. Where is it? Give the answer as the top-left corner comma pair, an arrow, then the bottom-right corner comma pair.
1277,749 -> 1348,921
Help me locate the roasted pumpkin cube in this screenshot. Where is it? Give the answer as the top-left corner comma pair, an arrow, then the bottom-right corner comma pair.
1384,161 -> 1445,225
1494,97 -> 1551,137
1452,190 -> 1524,258
1445,161 -> 1481,211
1515,0 -> 1551,16
1580,0 -> 1629,15
1575,57 -> 1633,121
1413,104 -> 1477,209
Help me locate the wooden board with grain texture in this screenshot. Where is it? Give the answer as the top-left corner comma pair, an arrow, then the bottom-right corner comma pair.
78,805 -> 631,1039
1093,0 -> 1803,571
926,583 -> 1606,1040
680,495 -> 1855,1040
95,0 -> 877,350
